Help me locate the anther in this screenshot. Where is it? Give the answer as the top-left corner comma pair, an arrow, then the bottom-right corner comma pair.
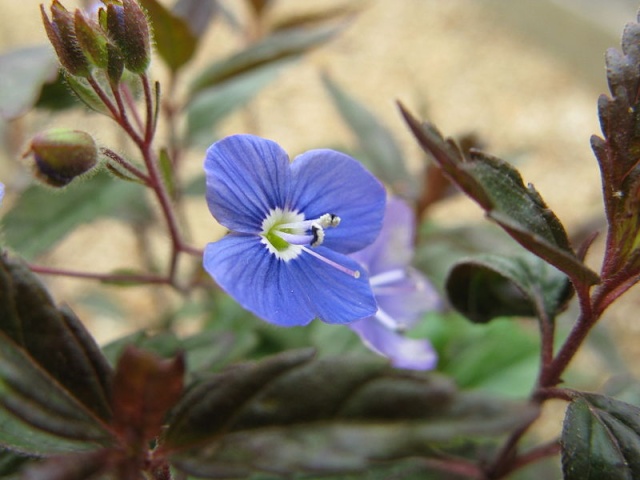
311,224 -> 325,247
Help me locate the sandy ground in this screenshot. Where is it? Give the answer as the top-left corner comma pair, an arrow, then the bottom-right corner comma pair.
1,0 -> 639,378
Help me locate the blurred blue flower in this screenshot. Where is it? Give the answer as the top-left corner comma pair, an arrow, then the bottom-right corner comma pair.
203,134 -> 386,327
0,183 -> 4,204
349,197 -> 440,370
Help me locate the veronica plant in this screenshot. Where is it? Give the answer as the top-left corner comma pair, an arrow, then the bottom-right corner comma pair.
349,197 -> 440,370
202,134 -> 386,326
3,1 -> 640,479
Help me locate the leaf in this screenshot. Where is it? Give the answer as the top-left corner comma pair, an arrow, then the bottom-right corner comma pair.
188,23 -> 343,97
34,73 -> 78,112
0,254 -> 116,456
111,346 -> 184,443
186,62 -> 288,145
590,16 -> 640,277
158,147 -> 176,197
417,314 -> 539,398
17,450 -> 113,480
0,329 -> 113,454
163,349 -> 537,477
269,3 -> 361,32
63,74 -> 111,115
322,74 -> 416,197
173,0 -> 218,38
399,102 -> 600,288
0,448 -> 32,476
562,393 -> 640,480
0,45 -> 58,120
138,0 -> 199,72
446,252 -> 572,324
102,328 -> 258,376
0,255 -> 113,422
2,172 -> 147,260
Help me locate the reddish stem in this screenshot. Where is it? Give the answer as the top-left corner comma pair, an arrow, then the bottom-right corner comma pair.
101,147 -> 151,185
28,264 -> 170,285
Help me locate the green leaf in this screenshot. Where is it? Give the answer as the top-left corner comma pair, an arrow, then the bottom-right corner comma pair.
188,23 -> 343,97
186,62 -> 287,145
63,74 -> 111,115
446,253 -> 572,324
562,393 -> 640,480
322,74 -> 416,197
0,45 -> 58,120
399,103 -> 600,288
158,147 -> 176,197
420,314 -> 539,398
164,349 -> 537,477
34,72 -> 78,112
139,0 -> 198,72
2,172 -> 146,260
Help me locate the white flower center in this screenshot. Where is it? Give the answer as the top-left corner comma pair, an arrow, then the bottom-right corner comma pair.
259,207 -> 360,277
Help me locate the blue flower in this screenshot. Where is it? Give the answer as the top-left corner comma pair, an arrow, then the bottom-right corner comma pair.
349,198 -> 440,370
203,134 -> 386,327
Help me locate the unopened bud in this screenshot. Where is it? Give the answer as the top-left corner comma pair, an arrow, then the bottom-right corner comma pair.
106,0 -> 151,74
41,1 -> 91,77
26,129 -> 98,187
74,10 -> 109,69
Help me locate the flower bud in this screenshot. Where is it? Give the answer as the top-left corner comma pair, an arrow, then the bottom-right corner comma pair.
26,129 -> 98,187
41,1 -> 91,77
106,0 -> 151,74
74,10 -> 109,69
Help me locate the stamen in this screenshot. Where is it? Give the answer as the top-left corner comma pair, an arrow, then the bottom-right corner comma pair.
260,208 -> 343,261
310,224 -> 325,247
300,246 -> 361,278
278,213 -> 341,231
370,269 -> 406,287
276,231 -> 315,245
318,213 -> 340,228
375,308 -> 405,331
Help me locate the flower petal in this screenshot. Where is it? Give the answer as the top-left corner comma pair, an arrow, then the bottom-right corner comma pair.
289,246 -> 378,324
376,269 -> 441,329
349,319 -> 437,370
204,134 -> 291,233
203,236 -> 377,326
289,149 -> 385,253
351,197 -> 414,273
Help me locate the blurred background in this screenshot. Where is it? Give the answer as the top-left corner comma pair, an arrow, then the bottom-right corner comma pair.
1,0 -> 639,377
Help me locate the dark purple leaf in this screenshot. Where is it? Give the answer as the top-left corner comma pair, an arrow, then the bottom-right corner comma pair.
562,393 -> 640,480
162,349 -> 536,478
399,102 -> 600,289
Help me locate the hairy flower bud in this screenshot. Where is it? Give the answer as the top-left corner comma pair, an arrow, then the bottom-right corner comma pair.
74,10 -> 109,69
26,129 -> 99,187
106,0 -> 151,74
41,1 -> 91,77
